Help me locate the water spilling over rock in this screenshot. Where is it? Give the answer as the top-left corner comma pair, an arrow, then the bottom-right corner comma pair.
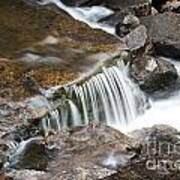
41,63 -> 148,134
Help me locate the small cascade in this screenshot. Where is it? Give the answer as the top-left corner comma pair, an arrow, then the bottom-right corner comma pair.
41,63 -> 148,134
38,0 -> 115,34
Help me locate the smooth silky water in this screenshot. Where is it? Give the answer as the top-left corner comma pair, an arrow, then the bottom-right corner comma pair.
41,62 -> 148,134
36,0 -> 180,134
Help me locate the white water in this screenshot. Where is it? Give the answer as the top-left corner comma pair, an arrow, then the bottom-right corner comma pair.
126,93 -> 180,132
38,0 -> 115,34
41,63 -> 148,134
125,61 -> 180,133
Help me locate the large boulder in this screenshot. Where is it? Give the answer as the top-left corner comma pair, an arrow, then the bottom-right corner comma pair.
130,56 -> 178,93
0,0 -> 121,100
141,12 -> 180,59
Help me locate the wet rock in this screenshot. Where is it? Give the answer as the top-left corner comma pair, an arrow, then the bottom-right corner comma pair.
0,0 -> 120,100
122,25 -> 148,51
104,125 -> 180,180
44,124 -> 138,179
98,0 -> 150,30
116,14 -> 140,38
141,12 -> 180,59
9,137 -> 49,171
130,56 -> 178,93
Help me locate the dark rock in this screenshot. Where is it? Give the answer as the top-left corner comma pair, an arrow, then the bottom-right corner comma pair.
9,137 -> 49,171
141,12 -> 180,59
98,0 -> 150,29
130,56 -> 178,93
151,0 -> 170,11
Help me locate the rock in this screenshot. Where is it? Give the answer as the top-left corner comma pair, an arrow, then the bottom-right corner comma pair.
141,12 -> 180,59
2,124 -> 141,179
151,0 -> 170,11
41,124 -> 138,179
8,137 -> 49,171
115,14 -> 140,38
130,56 -> 178,93
122,25 -> 148,51
0,0 -> 120,100
104,124 -> 180,180
0,174 -> 13,180
98,0 -> 150,30
162,1 -> 180,13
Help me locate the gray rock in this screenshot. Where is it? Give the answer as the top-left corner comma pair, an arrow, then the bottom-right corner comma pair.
122,25 -> 148,51
141,12 -> 180,59
130,55 -> 178,93
115,14 -> 140,38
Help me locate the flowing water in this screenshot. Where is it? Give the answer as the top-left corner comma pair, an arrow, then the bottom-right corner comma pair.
38,0 -> 115,34
41,63 -> 148,134
35,0 -> 180,134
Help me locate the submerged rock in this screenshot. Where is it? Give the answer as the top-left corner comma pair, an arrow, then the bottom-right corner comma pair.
130,56 -> 178,93
141,12 -> 180,59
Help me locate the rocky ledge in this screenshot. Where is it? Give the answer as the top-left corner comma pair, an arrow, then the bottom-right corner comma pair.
1,124 -> 180,180
0,0 -> 121,100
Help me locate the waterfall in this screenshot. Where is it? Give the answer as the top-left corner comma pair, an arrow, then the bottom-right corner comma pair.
41,63 -> 148,134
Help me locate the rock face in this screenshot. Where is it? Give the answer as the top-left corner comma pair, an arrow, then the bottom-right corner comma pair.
4,123 -> 180,180
130,56 -> 178,93
141,12 -> 180,59
4,124 -> 140,180
0,0 -> 120,100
